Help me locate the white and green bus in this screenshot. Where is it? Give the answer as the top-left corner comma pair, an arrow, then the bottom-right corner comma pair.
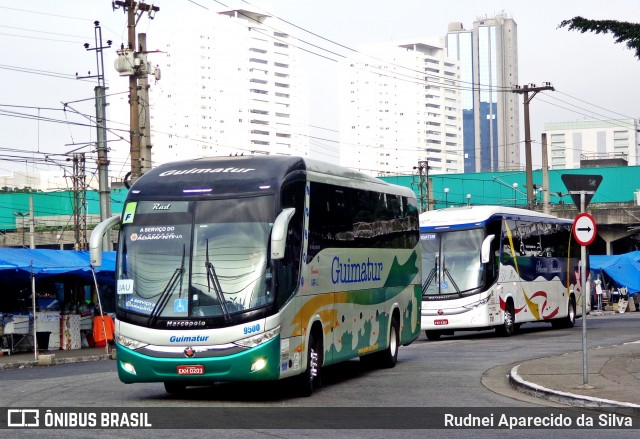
90,156 -> 421,396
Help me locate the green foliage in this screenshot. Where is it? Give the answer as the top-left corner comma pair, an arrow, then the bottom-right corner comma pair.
0,186 -> 42,193
559,17 -> 640,59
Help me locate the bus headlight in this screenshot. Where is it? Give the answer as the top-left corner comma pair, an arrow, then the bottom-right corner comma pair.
121,361 -> 137,375
251,358 -> 267,372
463,295 -> 491,310
116,334 -> 148,350
235,326 -> 280,348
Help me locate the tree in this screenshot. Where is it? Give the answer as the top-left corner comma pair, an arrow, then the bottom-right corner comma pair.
559,17 -> 640,60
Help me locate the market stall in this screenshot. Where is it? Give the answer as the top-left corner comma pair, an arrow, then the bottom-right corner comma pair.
590,251 -> 640,312
0,249 -> 115,357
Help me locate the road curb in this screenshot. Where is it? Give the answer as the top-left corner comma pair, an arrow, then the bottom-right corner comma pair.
0,353 -> 115,371
509,364 -> 640,409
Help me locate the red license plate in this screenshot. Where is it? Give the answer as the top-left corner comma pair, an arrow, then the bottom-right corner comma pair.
177,365 -> 204,375
433,319 -> 449,326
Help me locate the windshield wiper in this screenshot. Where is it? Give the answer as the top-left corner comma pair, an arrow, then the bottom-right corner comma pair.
147,244 -> 186,326
422,268 -> 437,296
205,239 -> 232,323
442,255 -> 461,295
422,255 -> 439,296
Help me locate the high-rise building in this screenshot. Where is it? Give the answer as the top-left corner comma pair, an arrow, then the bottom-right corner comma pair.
544,119 -> 639,169
339,40 -> 463,177
149,7 -> 309,166
446,15 -> 520,172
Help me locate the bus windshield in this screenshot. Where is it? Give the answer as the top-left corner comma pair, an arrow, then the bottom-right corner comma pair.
116,196 -> 275,321
421,227 -> 485,297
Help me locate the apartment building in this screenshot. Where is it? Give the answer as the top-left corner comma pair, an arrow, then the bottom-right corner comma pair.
149,7 -> 310,166
544,119 -> 639,169
339,40 -> 463,177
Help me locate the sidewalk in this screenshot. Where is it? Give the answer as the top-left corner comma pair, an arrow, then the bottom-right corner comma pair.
509,310 -> 640,409
0,345 -> 115,370
510,339 -> 640,409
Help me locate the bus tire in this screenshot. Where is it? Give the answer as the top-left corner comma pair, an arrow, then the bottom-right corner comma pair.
164,381 -> 186,395
297,329 -> 322,397
378,314 -> 400,368
554,297 -> 576,329
425,330 -> 442,340
496,300 -> 515,336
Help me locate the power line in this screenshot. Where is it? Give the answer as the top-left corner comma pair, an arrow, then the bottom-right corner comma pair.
0,5 -> 93,21
0,24 -> 88,40
538,94 -> 637,129
3,1 -> 637,181
213,0 -> 512,94
556,90 -> 638,121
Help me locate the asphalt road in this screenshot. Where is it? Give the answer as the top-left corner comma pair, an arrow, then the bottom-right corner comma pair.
2,312 -> 639,438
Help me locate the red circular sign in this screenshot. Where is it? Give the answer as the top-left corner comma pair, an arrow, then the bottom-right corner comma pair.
573,212 -> 597,246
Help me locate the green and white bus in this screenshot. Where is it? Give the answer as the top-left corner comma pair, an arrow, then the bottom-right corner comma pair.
90,156 -> 421,396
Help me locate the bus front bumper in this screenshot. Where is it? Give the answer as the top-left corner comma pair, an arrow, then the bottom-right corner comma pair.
421,305 -> 497,331
116,335 -> 282,384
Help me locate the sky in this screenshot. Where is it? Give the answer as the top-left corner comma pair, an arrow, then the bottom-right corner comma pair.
1,0 -> 639,185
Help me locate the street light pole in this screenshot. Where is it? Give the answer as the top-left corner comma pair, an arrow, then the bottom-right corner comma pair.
28,194 -> 35,249
444,188 -> 449,207
467,194 -> 471,206
512,183 -> 518,207
13,211 -> 28,248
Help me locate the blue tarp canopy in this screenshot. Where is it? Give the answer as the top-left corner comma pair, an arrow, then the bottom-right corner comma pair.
590,251 -> 640,296
0,249 -> 115,282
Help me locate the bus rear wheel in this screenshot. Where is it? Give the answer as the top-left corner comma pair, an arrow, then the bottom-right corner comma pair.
553,297 -> 576,329
360,314 -> 400,368
378,315 -> 399,368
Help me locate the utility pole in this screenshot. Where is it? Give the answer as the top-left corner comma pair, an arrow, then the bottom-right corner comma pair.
78,21 -> 112,238
126,0 -> 141,183
512,82 -> 554,208
138,33 -> 153,173
68,154 -> 88,250
113,1 -> 159,184
541,133 -> 551,214
413,161 -> 429,212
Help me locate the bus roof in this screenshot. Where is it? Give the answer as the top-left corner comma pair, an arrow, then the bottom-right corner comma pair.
128,155 -> 414,199
419,206 -> 571,230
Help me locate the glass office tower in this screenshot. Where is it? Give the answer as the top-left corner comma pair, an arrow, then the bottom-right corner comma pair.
446,15 -> 520,172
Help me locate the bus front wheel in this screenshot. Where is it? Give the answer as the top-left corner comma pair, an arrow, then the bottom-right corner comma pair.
425,330 -> 442,340
496,301 -> 515,336
164,381 -> 186,395
296,330 -> 322,397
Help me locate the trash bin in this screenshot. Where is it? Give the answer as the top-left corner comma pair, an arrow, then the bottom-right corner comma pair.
36,331 -> 51,351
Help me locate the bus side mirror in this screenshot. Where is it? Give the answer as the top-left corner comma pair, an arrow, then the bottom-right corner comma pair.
481,234 -> 495,264
271,208 -> 295,260
89,215 -> 120,267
